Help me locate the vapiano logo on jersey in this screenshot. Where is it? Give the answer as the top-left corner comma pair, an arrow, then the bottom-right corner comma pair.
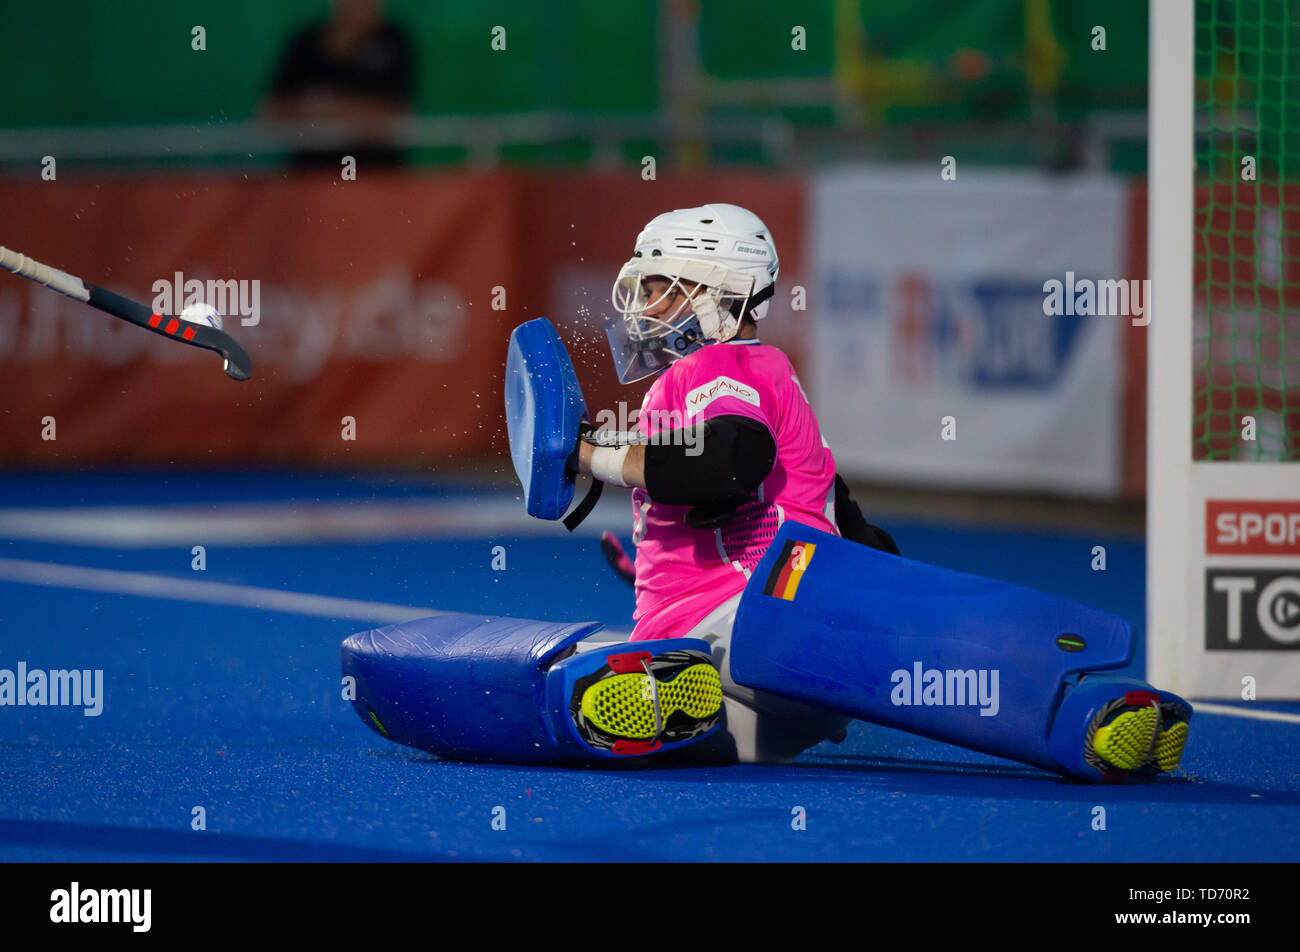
685,376 -> 760,418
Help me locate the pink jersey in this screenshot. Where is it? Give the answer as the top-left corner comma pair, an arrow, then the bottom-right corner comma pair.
629,339 -> 839,641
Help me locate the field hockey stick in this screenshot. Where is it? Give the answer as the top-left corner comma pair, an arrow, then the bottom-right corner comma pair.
0,246 -> 252,381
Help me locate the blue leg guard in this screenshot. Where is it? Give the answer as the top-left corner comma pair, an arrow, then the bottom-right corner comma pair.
341,613 -> 722,764
730,523 -> 1192,781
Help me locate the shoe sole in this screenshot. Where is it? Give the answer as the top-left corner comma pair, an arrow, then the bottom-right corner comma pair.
1153,719 -> 1188,773
1092,705 -> 1160,771
1090,692 -> 1191,776
580,663 -> 722,740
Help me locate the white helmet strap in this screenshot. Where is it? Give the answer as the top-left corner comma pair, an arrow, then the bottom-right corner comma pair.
687,288 -> 731,341
689,279 -> 774,341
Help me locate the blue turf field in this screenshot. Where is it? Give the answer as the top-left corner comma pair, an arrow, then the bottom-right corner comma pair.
1,472 -> 1297,861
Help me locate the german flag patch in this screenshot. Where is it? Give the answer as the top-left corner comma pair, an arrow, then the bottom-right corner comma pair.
763,539 -> 817,601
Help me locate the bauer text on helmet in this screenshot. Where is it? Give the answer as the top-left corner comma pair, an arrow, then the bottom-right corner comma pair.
606,204 -> 779,383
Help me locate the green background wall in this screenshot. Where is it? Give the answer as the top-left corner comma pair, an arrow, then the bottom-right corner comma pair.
0,1 -> 1146,127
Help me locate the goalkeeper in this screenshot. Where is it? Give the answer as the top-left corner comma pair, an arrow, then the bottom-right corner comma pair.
568,203 -> 1191,777
344,203 -> 1192,783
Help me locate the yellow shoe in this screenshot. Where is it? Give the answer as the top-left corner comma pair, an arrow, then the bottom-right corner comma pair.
573,648 -> 722,755
1092,704 -> 1160,771
1085,691 -> 1192,778
1152,718 -> 1189,773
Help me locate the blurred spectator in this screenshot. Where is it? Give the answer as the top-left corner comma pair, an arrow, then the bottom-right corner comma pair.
262,0 -> 414,169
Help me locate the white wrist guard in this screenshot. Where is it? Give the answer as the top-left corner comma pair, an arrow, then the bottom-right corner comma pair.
589,444 -> 631,487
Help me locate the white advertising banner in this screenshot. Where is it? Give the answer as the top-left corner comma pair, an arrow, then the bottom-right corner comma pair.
810,167 -> 1128,497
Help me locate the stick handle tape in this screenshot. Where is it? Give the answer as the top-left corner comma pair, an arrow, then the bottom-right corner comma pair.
0,246 -> 90,302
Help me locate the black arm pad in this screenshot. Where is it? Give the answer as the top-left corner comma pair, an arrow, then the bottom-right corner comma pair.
643,415 -> 776,507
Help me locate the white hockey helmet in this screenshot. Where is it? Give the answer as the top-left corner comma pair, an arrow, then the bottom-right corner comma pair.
606,203 -> 780,382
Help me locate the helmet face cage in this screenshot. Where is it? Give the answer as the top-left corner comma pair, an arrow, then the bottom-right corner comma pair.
606,257 -> 755,382
611,266 -> 696,332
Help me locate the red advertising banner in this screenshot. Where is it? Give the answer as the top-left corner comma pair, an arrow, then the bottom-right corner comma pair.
0,173 -> 518,466
0,171 -> 806,468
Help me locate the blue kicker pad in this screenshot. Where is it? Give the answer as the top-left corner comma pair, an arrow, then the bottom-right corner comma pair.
729,522 -> 1136,777
342,613 -> 719,763
505,317 -> 588,520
